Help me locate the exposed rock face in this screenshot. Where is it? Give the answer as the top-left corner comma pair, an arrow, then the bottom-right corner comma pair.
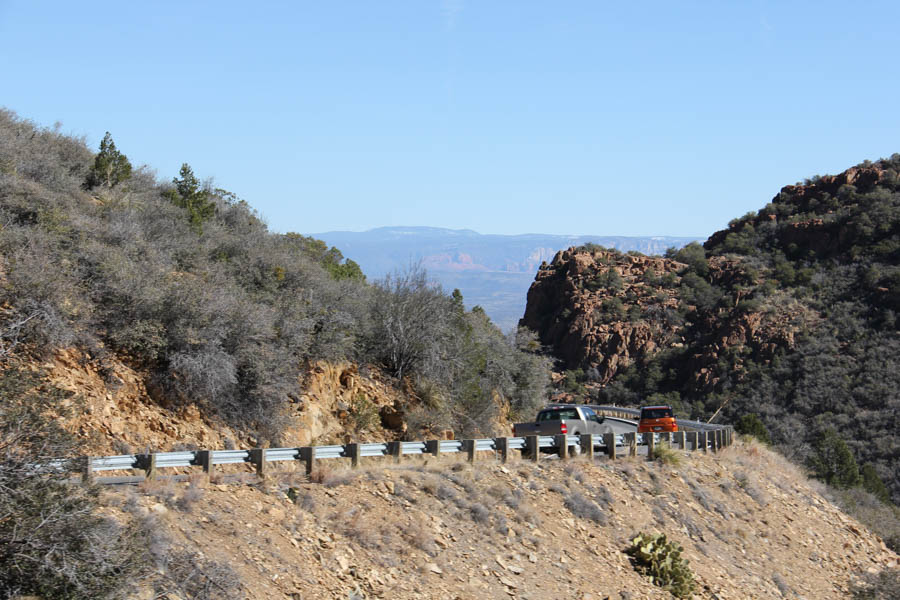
520,248 -> 813,390
520,248 -> 685,382
45,348 -> 409,454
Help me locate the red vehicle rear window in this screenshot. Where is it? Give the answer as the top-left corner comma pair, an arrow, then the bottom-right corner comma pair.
640,407 -> 673,419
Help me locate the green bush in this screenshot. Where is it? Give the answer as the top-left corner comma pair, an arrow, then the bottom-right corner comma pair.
808,428 -> 861,489
735,413 -> 771,444
625,532 -> 696,598
350,394 -> 380,431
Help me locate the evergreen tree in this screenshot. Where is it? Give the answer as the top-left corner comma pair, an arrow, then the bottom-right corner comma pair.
807,429 -> 861,488
735,413 -> 771,444
163,163 -> 215,234
84,132 -> 132,189
860,464 -> 891,503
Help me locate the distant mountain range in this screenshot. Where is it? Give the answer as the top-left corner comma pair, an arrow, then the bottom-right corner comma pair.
310,227 -> 701,331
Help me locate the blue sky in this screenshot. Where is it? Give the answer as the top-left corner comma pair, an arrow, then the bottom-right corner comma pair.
2,1 -> 898,237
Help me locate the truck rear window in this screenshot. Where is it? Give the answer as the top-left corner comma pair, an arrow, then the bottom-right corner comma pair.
640,408 -> 673,419
538,409 -> 578,421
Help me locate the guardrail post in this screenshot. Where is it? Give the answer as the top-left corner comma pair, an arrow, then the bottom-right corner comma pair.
625,432 -> 637,457
554,435 -> 568,460
301,446 -> 315,477
580,434 -> 594,460
81,456 -> 94,485
198,450 -> 214,480
675,431 -> 686,449
249,448 -> 267,478
526,435 -> 539,462
603,433 -> 616,460
659,432 -> 671,445
140,453 -> 158,480
643,433 -> 655,461
699,431 -> 708,453
347,443 -> 361,469
463,439 -> 476,463
712,430 -> 721,453
496,437 -> 509,464
426,439 -> 441,458
686,431 -> 697,451
388,441 -> 403,464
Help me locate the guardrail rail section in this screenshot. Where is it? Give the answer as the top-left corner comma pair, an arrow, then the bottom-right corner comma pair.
71,408 -> 734,484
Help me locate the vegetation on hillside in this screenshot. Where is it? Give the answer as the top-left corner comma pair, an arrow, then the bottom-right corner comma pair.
583,157 -> 900,509
0,108 -> 551,443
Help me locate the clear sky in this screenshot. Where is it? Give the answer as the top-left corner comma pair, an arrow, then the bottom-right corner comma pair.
2,1 -> 898,237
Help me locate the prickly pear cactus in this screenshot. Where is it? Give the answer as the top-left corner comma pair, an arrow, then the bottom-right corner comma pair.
625,532 -> 696,598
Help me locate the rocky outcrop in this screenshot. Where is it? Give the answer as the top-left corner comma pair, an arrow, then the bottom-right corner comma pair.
520,248 -> 814,391
705,163 -> 891,259
520,248 -> 686,382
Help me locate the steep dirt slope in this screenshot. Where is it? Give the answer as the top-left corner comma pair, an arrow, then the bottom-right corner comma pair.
41,348 -> 409,455
112,440 -> 898,599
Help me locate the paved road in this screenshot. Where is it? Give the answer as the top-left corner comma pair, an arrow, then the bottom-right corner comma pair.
602,417 -> 638,435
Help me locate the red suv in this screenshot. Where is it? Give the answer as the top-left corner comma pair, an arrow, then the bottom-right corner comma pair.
637,405 -> 678,433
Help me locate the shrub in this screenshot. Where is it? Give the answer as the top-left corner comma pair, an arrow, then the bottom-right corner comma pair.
350,394 -> 380,431
625,532 -> 696,599
0,366 -> 151,599
564,492 -> 608,524
735,413 -> 771,444
808,428 -> 861,489
652,442 -> 681,465
851,568 -> 900,599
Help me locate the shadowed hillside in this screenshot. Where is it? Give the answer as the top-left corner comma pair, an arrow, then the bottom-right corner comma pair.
522,157 -> 900,511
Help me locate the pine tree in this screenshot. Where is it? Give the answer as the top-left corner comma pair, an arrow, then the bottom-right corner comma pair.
84,132 -> 132,189
163,163 -> 216,234
807,429 -> 861,488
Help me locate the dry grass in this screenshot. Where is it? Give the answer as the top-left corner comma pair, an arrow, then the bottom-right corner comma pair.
652,442 -> 682,465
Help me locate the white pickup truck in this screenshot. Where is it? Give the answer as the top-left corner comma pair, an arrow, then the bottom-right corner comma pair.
513,404 -> 614,455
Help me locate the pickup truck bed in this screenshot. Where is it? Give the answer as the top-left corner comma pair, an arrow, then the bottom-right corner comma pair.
513,405 -> 614,452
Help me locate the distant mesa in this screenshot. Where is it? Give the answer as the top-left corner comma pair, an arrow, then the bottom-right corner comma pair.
309,226 -> 700,331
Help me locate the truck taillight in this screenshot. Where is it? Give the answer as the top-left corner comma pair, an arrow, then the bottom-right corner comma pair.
560,423 -> 568,434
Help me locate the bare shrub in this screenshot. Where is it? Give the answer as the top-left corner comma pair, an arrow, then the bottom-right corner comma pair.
514,502 -> 542,526
564,491 -> 608,524
176,482 -> 205,512
563,464 -> 585,483
502,490 -> 523,510
469,503 -> 491,524
0,366 -> 151,599
549,483 -> 567,494
850,568 -> 900,599
772,572 -> 793,597
735,471 -> 770,506
287,488 -> 317,513
400,520 -> 438,556
156,549 -> 243,600
495,514 -> 510,535
323,470 -> 358,488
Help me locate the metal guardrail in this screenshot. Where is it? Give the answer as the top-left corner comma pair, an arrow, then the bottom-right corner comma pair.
69,410 -> 733,484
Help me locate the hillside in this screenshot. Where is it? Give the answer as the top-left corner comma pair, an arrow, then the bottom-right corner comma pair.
0,108 -> 553,449
95,441 -> 900,599
312,227 -> 699,330
0,109 -> 558,598
521,156 -> 900,509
